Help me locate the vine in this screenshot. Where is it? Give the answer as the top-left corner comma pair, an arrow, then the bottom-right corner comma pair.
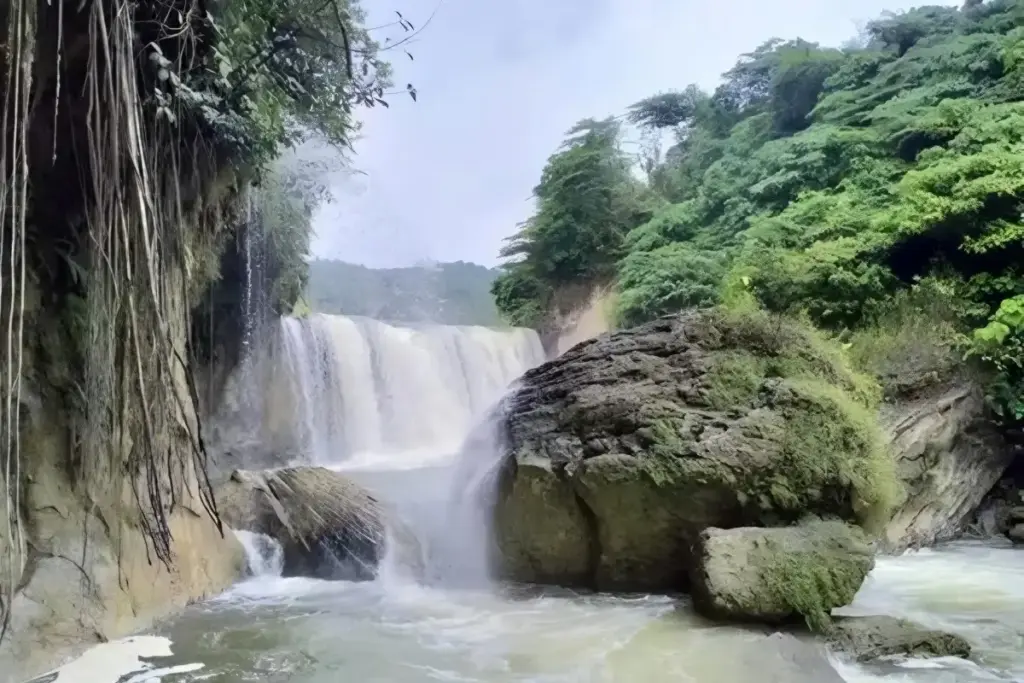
0,0 -> 418,639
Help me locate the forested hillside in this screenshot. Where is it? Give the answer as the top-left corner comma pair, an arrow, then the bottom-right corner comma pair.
493,1 -> 1024,423
307,259 -> 502,325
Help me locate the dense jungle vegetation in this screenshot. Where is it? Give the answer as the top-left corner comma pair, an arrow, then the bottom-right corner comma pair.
306,260 -> 502,325
491,0 -> 1024,424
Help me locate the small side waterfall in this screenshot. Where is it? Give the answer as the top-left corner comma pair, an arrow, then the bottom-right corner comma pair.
206,314 -> 545,470
234,530 -> 284,578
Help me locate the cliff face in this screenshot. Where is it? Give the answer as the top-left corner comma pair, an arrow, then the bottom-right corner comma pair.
0,0 -> 274,673
0,278 -> 244,682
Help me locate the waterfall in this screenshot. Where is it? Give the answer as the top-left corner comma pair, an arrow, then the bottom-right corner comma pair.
207,313 -> 545,470
234,530 -> 284,578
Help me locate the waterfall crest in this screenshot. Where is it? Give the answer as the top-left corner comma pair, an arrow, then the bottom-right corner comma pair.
207,314 -> 545,470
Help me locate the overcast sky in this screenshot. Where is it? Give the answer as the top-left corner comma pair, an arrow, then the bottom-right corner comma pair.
310,0 -> 942,269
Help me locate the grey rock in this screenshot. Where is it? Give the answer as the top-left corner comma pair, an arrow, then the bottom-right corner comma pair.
689,522 -> 874,629
1009,505 -> 1024,524
826,615 -> 971,661
216,467 -> 386,581
491,309 -> 896,591
881,381 -> 1013,551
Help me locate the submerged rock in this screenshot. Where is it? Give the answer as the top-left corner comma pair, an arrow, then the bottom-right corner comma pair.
678,631 -> 847,683
216,467 -> 386,580
492,308 -> 898,591
826,615 -> 971,661
689,522 -> 874,630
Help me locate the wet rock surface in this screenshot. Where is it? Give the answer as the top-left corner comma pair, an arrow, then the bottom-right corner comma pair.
826,615 -> 972,661
492,309 -> 896,591
689,522 -> 875,629
216,466 -> 386,581
881,380 -> 1013,551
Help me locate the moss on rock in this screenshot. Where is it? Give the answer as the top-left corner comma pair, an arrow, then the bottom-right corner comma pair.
757,522 -> 873,632
772,380 -> 901,533
493,307 -> 901,590
690,522 -> 874,631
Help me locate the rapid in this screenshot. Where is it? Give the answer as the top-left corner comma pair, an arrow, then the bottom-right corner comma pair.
39,315 -> 1024,683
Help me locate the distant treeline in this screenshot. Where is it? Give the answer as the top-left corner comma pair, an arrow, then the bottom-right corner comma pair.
305,259 -> 502,326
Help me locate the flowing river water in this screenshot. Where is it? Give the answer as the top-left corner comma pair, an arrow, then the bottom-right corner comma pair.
43,316 -> 1024,683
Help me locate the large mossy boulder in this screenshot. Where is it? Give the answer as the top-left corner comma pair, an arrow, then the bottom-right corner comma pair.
689,522 -> 874,630
492,308 -> 900,591
216,467 -> 386,581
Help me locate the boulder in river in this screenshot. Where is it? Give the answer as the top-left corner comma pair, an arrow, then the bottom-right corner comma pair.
492,308 -> 900,591
689,522 -> 874,630
826,615 -> 971,661
216,467 -> 386,580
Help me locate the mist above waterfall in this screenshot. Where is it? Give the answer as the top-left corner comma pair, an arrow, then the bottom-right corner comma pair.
207,314 -> 544,472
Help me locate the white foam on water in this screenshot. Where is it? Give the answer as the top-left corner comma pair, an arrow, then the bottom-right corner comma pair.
26,636 -> 201,683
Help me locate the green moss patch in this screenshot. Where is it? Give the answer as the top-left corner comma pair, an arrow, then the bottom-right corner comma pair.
701,307 -> 881,410
758,521 -> 873,633
773,380 -> 901,532
689,308 -> 900,530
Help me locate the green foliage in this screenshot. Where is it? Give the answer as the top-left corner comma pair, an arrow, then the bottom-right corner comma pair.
491,266 -> 550,328
615,244 -> 725,327
256,160 -> 320,315
492,118 -> 658,328
492,2 -> 1024,429
164,0 -> 406,173
845,276 -> 966,395
308,260 -> 503,326
967,294 -> 1024,423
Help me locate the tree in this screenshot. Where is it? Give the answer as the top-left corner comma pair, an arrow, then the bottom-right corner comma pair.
492,117 -> 657,327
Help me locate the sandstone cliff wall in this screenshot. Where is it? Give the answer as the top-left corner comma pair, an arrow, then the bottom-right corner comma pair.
0,276 -> 244,682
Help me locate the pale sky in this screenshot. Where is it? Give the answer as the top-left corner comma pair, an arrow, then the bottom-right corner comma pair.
310,0 -> 943,268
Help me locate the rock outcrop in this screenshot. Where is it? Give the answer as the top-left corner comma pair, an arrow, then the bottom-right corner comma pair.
492,309 -> 899,591
689,522 -> 874,630
881,380 -> 1013,551
826,615 -> 972,661
216,467 -> 386,580
0,426 -> 243,681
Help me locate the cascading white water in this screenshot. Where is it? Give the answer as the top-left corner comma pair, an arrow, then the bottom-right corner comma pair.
234,530 -> 284,578
214,313 -> 545,470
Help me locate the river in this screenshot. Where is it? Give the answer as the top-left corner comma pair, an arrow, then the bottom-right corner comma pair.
39,315 -> 1024,683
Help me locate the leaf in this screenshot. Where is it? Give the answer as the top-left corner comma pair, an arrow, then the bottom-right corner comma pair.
375,98 -> 390,108
974,320 -> 1010,344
